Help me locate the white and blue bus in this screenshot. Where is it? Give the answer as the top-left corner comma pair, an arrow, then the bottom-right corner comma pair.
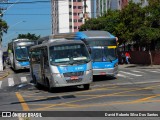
8,39 -> 36,71
74,31 -> 118,77
47,31 -> 118,77
29,38 -> 92,91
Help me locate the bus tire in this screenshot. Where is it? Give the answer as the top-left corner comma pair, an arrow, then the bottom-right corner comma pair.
46,78 -> 52,92
33,75 -> 41,89
83,84 -> 90,90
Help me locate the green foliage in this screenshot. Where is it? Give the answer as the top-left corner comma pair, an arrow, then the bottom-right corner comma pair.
17,33 -> 40,40
79,0 -> 160,50
133,27 -> 160,44
0,11 -> 8,41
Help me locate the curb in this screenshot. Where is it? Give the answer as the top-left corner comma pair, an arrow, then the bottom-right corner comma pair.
0,71 -> 10,80
119,64 -> 160,69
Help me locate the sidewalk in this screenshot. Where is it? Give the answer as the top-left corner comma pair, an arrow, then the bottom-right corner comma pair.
119,64 -> 160,69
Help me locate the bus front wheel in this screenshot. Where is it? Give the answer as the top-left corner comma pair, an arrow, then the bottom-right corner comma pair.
46,79 -> 53,92
83,84 -> 90,90
33,75 -> 41,89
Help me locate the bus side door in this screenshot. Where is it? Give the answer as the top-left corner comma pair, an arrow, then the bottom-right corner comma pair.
40,47 -> 49,85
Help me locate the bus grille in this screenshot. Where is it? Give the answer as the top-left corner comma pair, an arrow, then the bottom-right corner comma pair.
63,71 -> 84,77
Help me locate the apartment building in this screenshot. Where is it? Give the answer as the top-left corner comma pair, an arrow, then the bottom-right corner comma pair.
51,0 -> 91,34
51,0 -> 148,34
93,0 -> 126,17
131,0 -> 148,7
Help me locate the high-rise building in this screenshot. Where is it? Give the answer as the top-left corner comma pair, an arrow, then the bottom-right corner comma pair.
93,0 -> 125,18
121,0 -> 128,9
129,0 -> 148,7
51,0 -> 91,34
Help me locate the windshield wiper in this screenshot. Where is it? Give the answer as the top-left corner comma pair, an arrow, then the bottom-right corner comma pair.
107,56 -> 112,63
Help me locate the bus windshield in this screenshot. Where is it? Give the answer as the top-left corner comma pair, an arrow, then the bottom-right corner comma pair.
49,44 -> 90,65
91,46 -> 117,62
15,46 -> 30,61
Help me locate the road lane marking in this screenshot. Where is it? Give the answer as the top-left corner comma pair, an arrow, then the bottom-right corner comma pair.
8,78 -> 14,86
119,71 -> 142,76
0,81 -> 2,89
15,92 -> 29,111
134,95 -> 159,102
34,84 -> 160,111
20,77 -> 27,83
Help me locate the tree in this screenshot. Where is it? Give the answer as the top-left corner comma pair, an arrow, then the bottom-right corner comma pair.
132,0 -> 160,50
17,33 -> 40,40
0,11 -> 8,42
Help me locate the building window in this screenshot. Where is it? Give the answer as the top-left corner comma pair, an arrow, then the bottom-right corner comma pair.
69,12 -> 72,15
77,0 -> 82,2
74,26 -> 77,29
69,19 -> 72,22
73,13 -> 77,16
78,19 -> 82,22
73,0 -> 76,2
73,6 -> 76,9
78,6 -> 82,9
69,5 -> 72,8
69,26 -> 72,29
74,19 -> 77,22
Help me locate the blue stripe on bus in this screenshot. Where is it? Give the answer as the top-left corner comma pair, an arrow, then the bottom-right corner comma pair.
92,59 -> 118,69
19,61 -> 29,66
57,64 -> 87,74
75,31 -> 116,39
75,32 -> 88,39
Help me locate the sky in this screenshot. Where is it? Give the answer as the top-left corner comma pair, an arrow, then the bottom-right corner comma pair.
1,0 -> 51,49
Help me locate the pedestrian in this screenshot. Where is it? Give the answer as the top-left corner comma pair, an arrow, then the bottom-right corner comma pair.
121,52 -> 126,64
125,51 -> 131,64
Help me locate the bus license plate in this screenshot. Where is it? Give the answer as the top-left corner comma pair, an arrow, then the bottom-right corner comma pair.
70,76 -> 78,80
100,72 -> 106,75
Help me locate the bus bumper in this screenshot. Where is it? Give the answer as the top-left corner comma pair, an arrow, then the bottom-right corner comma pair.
50,70 -> 93,87
15,64 -> 30,70
93,66 -> 118,76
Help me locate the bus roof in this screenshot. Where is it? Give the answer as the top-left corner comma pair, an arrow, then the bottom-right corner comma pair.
37,33 -> 76,44
12,38 -> 30,42
31,38 -> 84,49
76,31 -> 115,39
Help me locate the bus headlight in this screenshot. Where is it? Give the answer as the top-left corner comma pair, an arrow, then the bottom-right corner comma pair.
114,63 -> 118,67
51,73 -> 62,78
15,61 -> 21,66
86,69 -> 92,75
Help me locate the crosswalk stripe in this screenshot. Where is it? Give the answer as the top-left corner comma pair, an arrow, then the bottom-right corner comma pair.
8,78 -> 14,86
21,77 -> 27,83
119,71 -> 143,76
144,69 -> 160,73
117,74 -> 127,78
117,74 -> 133,79
0,81 -> 2,89
131,70 -> 145,74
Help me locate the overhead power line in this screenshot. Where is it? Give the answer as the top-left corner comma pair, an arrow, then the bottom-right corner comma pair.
0,0 -> 51,4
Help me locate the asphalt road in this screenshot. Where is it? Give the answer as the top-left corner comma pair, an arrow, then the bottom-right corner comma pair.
0,65 -> 160,120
